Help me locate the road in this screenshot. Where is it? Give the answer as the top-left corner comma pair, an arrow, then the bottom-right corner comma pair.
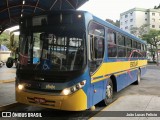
1,64 -> 160,119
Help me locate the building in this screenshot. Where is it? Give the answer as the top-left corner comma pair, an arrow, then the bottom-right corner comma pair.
120,8 -> 160,33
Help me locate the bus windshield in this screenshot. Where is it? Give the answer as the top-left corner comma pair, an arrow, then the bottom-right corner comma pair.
19,26 -> 86,71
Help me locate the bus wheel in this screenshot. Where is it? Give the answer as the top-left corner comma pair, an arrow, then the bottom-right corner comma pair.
100,79 -> 113,106
134,69 -> 141,85
6,57 -> 14,68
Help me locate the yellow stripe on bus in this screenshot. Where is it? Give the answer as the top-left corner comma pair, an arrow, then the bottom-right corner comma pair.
91,60 -> 147,83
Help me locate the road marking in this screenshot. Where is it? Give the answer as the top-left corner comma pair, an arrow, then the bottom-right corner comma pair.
0,78 -> 15,83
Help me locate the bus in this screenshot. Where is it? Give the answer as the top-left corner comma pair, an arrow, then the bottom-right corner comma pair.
16,10 -> 147,111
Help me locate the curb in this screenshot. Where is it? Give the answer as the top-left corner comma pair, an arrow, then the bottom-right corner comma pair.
0,78 -> 15,83
0,102 -> 20,111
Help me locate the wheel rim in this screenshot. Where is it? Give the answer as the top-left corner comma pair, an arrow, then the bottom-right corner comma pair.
106,85 -> 112,98
138,70 -> 140,83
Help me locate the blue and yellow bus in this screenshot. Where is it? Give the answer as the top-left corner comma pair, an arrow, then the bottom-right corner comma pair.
16,10 -> 147,111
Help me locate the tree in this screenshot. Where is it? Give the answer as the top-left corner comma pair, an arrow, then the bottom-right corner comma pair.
105,19 -> 120,27
154,4 -> 160,9
130,24 -> 149,38
142,29 -> 160,64
0,31 -> 10,50
0,31 -> 19,54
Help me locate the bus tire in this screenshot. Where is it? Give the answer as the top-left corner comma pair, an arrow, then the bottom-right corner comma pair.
134,69 -> 141,85
100,79 -> 113,106
6,57 -> 14,68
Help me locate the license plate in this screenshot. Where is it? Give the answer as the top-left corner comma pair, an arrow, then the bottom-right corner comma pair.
34,97 -> 46,104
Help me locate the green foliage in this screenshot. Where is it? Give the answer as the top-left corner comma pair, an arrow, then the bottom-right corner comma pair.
0,31 -> 10,50
154,4 -> 160,9
0,31 -> 19,52
130,24 -> 149,38
105,19 -> 120,27
142,29 -> 160,63
142,29 -> 160,47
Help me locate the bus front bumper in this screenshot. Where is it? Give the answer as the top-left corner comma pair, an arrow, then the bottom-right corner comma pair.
16,89 -> 87,111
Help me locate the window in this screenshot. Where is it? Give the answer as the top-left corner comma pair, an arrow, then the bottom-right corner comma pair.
118,46 -> 126,57
145,18 -> 147,21
125,20 -> 128,24
137,43 -> 141,49
118,34 -> 125,46
125,14 -> 128,18
126,38 -> 132,47
93,36 -> 104,59
88,22 -> 105,73
108,44 -> 117,57
152,13 -> 155,16
130,12 -> 133,16
125,26 -> 128,29
145,12 -> 147,15
107,29 -> 116,44
130,19 -> 133,22
88,22 -> 105,60
127,48 -> 132,57
107,29 -> 117,57
133,41 -> 137,48
152,18 -> 155,22
152,25 -> 155,28
89,22 -> 104,37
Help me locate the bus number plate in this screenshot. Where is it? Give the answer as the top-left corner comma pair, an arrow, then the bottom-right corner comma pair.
34,97 -> 46,104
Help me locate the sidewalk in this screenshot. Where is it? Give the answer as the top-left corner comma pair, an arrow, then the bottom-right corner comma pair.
0,65 -> 17,111
0,65 -> 16,83
91,95 -> 160,120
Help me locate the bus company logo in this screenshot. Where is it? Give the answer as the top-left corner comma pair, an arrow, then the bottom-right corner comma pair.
45,84 -> 55,90
130,61 -> 138,68
2,112 -> 11,117
1,112 -> 42,118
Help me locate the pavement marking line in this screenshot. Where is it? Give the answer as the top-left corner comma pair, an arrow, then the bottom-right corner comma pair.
0,71 -> 16,74
0,78 -> 15,83
89,96 -> 125,120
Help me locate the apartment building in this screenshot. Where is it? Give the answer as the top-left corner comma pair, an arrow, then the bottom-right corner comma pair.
120,8 -> 160,33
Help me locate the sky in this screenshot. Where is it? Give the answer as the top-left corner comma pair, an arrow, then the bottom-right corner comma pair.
78,0 -> 160,21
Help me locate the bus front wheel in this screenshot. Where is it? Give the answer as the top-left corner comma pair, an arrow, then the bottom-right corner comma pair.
100,79 -> 113,106
6,57 -> 14,68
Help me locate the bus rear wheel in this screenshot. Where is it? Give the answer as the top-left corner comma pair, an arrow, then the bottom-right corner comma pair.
100,79 -> 113,106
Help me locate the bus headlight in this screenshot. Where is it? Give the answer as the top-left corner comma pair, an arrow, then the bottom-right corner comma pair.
61,80 -> 86,96
18,84 -> 24,90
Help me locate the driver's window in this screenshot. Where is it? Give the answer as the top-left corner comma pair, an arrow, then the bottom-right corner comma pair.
88,22 -> 105,60
88,21 -> 105,74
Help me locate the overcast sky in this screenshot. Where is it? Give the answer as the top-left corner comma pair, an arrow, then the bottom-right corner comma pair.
78,0 -> 160,21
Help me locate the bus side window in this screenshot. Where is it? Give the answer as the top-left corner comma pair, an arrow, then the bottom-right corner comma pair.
107,29 -> 117,57
94,37 -> 104,59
